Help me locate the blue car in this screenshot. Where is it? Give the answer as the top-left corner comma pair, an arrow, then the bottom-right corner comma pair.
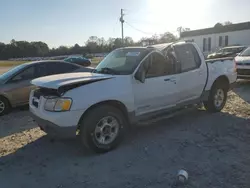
64,56 -> 91,67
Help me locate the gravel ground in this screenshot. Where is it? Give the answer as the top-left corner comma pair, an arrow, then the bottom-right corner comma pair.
0,81 -> 250,188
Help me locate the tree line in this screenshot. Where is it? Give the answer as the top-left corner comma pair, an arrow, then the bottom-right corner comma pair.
0,32 -> 178,60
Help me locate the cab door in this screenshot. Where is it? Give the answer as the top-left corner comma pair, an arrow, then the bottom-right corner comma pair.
173,43 -> 207,103
133,52 -> 179,116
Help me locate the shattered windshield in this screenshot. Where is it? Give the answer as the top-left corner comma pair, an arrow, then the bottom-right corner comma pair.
95,48 -> 150,75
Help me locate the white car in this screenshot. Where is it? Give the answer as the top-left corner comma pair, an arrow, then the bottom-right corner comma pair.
29,42 -> 237,153
235,47 -> 250,79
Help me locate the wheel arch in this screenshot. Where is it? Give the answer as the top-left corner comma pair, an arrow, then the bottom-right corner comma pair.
77,100 -> 131,129
0,94 -> 12,108
212,75 -> 230,91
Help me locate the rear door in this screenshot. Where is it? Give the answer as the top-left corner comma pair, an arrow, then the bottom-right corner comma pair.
133,52 -> 179,116
173,43 -> 207,103
45,62 -> 80,75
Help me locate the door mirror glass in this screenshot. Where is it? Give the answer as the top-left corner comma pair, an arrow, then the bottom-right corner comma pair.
135,66 -> 146,83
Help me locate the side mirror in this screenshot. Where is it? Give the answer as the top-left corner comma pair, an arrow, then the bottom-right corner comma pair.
135,68 -> 146,83
135,56 -> 152,83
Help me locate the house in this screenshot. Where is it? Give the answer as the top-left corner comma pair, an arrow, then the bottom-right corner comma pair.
181,21 -> 250,56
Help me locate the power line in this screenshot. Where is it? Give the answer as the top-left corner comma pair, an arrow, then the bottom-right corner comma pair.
124,21 -> 156,35
126,18 -> 166,26
125,20 -> 178,35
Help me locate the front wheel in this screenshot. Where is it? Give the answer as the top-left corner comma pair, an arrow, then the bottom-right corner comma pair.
79,105 -> 127,153
0,96 -> 10,116
204,84 -> 227,112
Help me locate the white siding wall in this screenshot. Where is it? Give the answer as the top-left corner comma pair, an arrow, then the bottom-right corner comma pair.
182,29 -> 250,55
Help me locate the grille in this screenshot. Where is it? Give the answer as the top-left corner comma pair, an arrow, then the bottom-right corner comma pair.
237,62 -> 250,66
237,69 -> 250,75
34,88 -> 59,99
32,88 -> 59,108
33,89 -> 42,99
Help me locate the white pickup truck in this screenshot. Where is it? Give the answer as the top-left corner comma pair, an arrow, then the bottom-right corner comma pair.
29,42 -> 237,153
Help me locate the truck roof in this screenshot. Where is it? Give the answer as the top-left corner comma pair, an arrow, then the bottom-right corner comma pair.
147,43 -> 173,51
120,41 -> 189,52
221,45 -> 246,49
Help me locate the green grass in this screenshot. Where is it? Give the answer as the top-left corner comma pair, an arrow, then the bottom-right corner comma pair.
0,57 -> 103,67
91,57 -> 103,65
0,61 -> 28,67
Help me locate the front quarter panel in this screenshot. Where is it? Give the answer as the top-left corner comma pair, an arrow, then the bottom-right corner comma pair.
64,75 -> 135,114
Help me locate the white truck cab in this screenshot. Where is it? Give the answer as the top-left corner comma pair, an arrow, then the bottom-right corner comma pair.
29,42 -> 237,153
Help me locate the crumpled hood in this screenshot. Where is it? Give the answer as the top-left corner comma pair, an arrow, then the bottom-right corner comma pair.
31,72 -> 113,89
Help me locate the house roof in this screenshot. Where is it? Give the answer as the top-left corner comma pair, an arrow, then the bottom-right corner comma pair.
181,21 -> 250,38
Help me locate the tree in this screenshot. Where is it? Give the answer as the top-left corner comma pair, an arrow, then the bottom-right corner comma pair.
30,41 -> 49,57
159,32 -> 177,43
214,21 -> 232,27
177,27 -> 191,37
113,38 -> 123,48
0,30 -> 178,60
224,21 -> 233,25
214,23 -> 224,28
107,38 -> 116,51
70,43 -> 81,54
124,37 -> 134,47
0,42 -> 5,58
86,36 -> 99,53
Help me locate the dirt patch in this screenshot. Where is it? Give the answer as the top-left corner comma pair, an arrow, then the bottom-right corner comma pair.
0,82 -> 249,188
0,67 -> 12,74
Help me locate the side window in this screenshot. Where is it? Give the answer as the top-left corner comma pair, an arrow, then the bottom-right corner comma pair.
146,52 -> 172,78
174,44 -> 201,72
46,62 -> 78,75
11,66 -> 35,82
35,63 -> 47,77
59,63 -> 79,73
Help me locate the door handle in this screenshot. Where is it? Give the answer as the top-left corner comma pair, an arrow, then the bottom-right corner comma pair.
198,71 -> 203,75
164,78 -> 176,83
164,78 -> 171,81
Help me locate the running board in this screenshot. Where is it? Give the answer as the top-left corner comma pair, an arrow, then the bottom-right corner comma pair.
137,105 -> 198,126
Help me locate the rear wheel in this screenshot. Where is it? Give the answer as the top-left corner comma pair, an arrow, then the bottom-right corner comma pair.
204,83 -> 227,112
79,105 -> 127,153
0,96 -> 10,116
83,60 -> 91,67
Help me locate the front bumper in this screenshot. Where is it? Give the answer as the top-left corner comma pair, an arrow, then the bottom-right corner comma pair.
30,113 -> 77,138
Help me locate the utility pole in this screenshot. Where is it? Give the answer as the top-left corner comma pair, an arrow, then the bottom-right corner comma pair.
120,9 -> 125,46
177,26 -> 182,38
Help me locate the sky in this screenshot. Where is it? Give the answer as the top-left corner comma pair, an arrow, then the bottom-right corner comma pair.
0,0 -> 250,47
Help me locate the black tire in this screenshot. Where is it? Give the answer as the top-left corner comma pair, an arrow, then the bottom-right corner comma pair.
0,96 -> 10,116
79,105 -> 127,153
203,83 -> 227,112
84,60 -> 91,67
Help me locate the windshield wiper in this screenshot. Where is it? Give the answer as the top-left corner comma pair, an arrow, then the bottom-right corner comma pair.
95,68 -> 120,75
